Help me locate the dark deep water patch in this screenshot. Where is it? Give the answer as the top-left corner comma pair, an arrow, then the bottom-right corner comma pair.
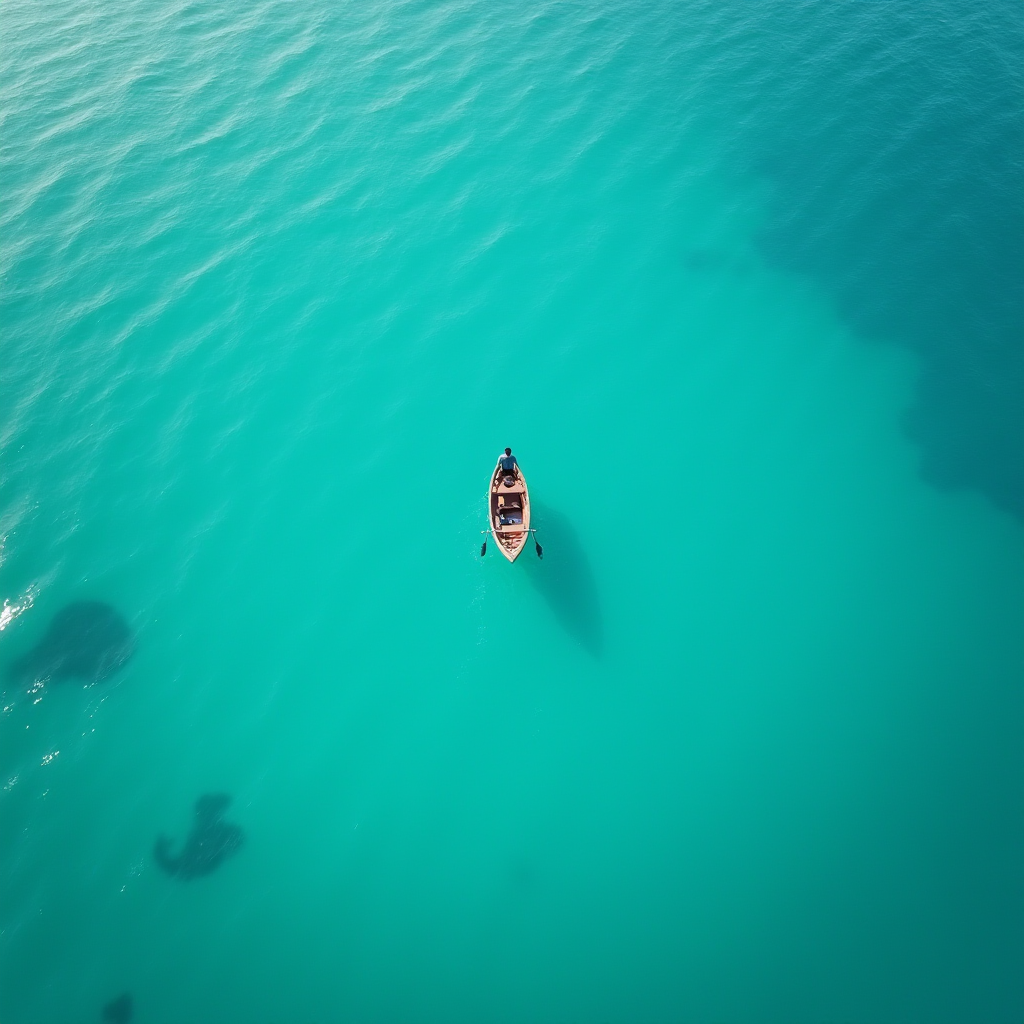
8,602 -> 135,686
154,794 -> 244,881
525,502 -> 603,657
722,0 -> 1024,516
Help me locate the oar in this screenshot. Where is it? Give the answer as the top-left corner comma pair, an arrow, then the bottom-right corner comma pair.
480,529 -> 489,557
530,529 -> 543,559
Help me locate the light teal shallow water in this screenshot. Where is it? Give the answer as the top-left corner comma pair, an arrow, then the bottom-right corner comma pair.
1,1 -> 1022,1021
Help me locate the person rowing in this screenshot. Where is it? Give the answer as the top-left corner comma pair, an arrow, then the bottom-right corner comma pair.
499,447 -> 518,480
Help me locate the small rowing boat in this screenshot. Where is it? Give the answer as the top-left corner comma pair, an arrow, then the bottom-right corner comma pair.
488,458 -> 531,562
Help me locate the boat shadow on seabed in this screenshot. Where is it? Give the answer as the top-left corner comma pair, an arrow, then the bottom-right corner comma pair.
523,501 -> 603,657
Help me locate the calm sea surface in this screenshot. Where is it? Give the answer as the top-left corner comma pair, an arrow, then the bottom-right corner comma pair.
2,1 -> 1022,1021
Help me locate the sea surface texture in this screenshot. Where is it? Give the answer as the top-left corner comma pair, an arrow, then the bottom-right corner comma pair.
1,1 -> 1022,1021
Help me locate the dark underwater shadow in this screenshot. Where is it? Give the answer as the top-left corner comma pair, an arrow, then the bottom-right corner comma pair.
101,992 -> 132,1023
7,601 -> 135,686
154,794 -> 244,881
524,501 -> 603,657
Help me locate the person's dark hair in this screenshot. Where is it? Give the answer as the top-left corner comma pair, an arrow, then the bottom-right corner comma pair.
505,448 -> 512,455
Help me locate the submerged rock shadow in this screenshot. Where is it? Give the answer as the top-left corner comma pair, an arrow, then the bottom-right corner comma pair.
8,601 -> 135,687
154,794 -> 244,881
524,501 -> 603,657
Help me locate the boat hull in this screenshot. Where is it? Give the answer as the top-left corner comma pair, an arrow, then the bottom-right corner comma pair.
489,460 -> 531,562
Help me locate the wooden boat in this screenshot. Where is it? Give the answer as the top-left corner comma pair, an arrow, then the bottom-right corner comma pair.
489,458 -> 531,562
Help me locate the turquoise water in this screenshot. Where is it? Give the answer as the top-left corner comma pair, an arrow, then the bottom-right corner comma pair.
2,1 -> 1022,1020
